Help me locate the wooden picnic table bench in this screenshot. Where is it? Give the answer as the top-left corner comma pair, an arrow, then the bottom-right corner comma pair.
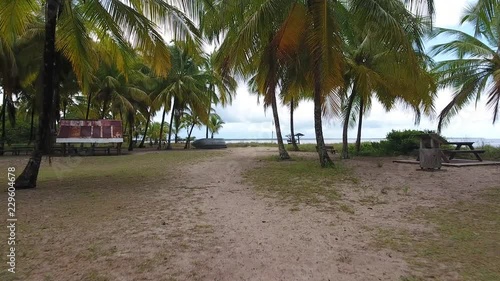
316,145 -> 336,154
59,143 -> 122,156
442,141 -> 485,161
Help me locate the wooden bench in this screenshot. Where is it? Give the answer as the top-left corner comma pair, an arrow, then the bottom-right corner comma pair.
316,145 -> 336,154
4,146 -> 34,156
442,149 -> 485,161
92,144 -> 122,155
1,149 -> 18,156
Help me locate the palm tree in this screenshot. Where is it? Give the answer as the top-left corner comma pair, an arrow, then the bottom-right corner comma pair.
10,0 -> 59,187
180,107 -> 203,148
280,61 -> 312,152
154,44 -> 210,149
147,122 -> 169,145
2,0 -> 202,188
340,13 -> 436,158
205,2 -> 296,160
431,1 -> 500,131
202,52 -> 237,138
129,62 -> 161,148
208,113 -> 225,138
0,21 -> 42,154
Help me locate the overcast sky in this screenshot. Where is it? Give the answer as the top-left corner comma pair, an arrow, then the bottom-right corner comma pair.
167,0 -> 500,141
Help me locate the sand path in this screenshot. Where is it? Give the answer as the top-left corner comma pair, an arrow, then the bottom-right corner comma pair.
178,147 -> 409,281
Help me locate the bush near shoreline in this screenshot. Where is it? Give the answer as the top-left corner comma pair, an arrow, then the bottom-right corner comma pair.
227,129 -> 500,161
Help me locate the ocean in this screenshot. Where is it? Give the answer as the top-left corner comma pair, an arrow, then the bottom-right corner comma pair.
225,138 -> 500,147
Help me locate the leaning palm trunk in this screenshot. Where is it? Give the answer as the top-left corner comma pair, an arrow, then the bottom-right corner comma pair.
158,107 -> 166,150
271,90 -> 290,160
290,98 -> 299,151
139,111 -> 150,148
15,0 -> 59,188
184,123 -> 195,149
342,89 -> 357,159
355,97 -> 364,154
313,70 -> 333,167
85,92 -> 92,120
166,102 -> 175,149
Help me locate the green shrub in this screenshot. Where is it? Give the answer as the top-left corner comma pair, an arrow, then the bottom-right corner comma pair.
477,145 -> 500,161
345,129 -> 446,157
384,129 -> 423,155
4,118 -> 33,145
348,142 -> 387,156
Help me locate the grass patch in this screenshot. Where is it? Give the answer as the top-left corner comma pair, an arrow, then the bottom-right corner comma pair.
359,195 -> 388,206
227,142 -> 278,148
225,142 -> 343,154
5,150 -> 222,188
244,155 -> 356,206
339,203 -> 355,214
480,144 -> 500,160
375,188 -> 500,280
0,150 -> 222,280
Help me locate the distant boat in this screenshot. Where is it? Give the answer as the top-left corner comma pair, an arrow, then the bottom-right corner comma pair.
192,138 -> 227,149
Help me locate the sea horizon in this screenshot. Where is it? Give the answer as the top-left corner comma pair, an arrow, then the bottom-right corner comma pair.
223,137 -> 500,147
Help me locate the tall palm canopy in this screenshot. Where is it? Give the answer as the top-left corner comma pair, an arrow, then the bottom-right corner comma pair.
202,0 -> 435,166
0,0 -> 203,86
431,0 -> 500,132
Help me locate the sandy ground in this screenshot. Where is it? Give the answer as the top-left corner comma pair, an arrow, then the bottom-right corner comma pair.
1,147 -> 499,281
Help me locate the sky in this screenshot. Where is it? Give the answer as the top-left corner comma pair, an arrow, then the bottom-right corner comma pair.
172,0 -> 499,141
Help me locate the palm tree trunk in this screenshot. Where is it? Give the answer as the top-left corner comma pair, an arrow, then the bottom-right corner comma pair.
139,110 -> 150,148
342,89 -> 357,159
184,123 -> 195,149
206,93 -> 212,139
0,87 -> 7,155
174,114 -> 180,144
312,71 -> 333,167
15,0 -> 59,189
307,0 -> 333,167
158,107 -> 166,150
85,92 -> 92,119
355,97 -> 364,154
28,108 -> 35,145
167,102 -> 175,150
62,101 -> 67,119
290,98 -> 299,151
101,101 -> 108,119
128,119 -> 134,151
271,89 -> 290,160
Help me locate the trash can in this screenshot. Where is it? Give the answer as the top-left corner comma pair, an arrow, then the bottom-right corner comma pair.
419,148 -> 442,169
418,133 -> 445,170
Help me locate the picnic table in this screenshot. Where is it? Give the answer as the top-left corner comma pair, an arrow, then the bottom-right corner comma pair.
417,134 -> 486,166
442,141 -> 485,162
60,143 -> 122,156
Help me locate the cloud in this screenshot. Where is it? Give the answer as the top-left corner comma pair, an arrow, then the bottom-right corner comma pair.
433,0 -> 471,27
